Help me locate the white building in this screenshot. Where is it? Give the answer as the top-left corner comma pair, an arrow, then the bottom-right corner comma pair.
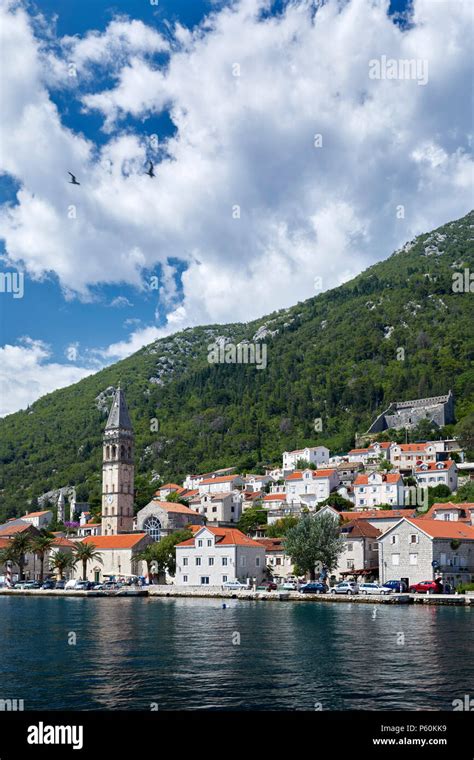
346,442 -> 393,464
335,519 -> 381,580
70,533 -> 152,583
282,446 -> 329,472
22,510 -> 53,530
183,468 -> 237,490
189,491 -> 242,525
378,517 -> 474,588
390,442 -> 437,470
255,538 -> 294,580
197,474 -> 244,495
414,460 -> 458,492
175,526 -> 266,586
419,502 -> 474,524
353,471 -> 405,509
284,469 -> 339,508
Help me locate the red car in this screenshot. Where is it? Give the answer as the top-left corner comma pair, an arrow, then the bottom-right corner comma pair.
409,580 -> 439,594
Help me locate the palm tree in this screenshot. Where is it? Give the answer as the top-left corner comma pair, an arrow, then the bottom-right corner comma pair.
31,533 -> 55,582
8,532 -> 33,581
50,551 -> 77,580
73,542 -> 103,581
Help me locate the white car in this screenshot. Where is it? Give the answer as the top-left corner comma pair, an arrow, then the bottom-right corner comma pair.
222,581 -> 249,590
280,581 -> 298,590
65,579 -> 79,590
330,581 -> 359,595
359,582 -> 391,595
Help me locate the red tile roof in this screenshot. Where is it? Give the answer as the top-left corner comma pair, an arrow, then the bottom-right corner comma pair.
158,483 -> 182,491
339,509 -> 416,521
151,500 -> 203,516
199,475 -> 241,485
404,519 -> 474,540
52,537 -> 76,548
341,519 -> 381,538
263,493 -> 286,501
0,537 -> 11,549
0,523 -> 34,537
396,443 -> 433,452
286,469 -> 336,480
82,534 -> 148,549
176,526 -> 264,549
418,502 -> 474,521
255,538 -> 285,551
354,473 -> 402,485
23,510 -> 51,518
415,460 -> 455,472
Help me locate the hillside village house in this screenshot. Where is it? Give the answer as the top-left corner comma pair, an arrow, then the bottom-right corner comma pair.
70,534 -> 152,583
157,483 -> 186,500
22,510 -> 53,530
377,518 -> 474,588
189,491 -> 242,525
197,474 -> 244,495
242,474 -> 273,492
285,469 -> 339,508
353,471 -> 405,509
77,521 -> 101,538
175,526 -> 266,586
346,442 -> 393,465
335,519 -> 381,580
183,467 -> 236,490
316,506 -> 418,534
390,442 -> 437,470
255,538 -> 294,580
419,502 -> 474,524
135,499 -> 204,540
414,460 -> 458,492
337,462 -> 363,487
242,491 -> 264,512
282,446 -> 329,472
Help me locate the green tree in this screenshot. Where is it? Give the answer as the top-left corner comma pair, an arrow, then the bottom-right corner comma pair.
319,493 -> 354,510
266,516 -> 299,537
31,533 -> 55,582
73,542 -> 104,581
237,507 -> 267,534
284,513 -> 344,580
152,530 -> 193,580
8,532 -> 33,581
135,544 -> 158,581
50,551 -> 77,580
455,414 -> 474,459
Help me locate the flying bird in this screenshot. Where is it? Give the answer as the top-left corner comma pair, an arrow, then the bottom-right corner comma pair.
145,161 -> 155,178
68,172 -> 80,185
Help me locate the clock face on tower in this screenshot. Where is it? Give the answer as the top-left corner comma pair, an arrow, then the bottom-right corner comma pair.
107,495 -> 114,504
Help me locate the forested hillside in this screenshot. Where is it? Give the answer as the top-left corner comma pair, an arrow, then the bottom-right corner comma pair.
0,211 -> 473,521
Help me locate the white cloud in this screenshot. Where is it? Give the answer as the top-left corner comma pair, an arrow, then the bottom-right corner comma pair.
0,339 -> 94,416
0,0 -> 473,398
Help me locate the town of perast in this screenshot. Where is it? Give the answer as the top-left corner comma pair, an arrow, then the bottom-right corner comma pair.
0,0 -> 472,754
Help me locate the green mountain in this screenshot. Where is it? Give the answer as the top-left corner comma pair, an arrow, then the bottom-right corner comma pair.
1,210 -> 473,521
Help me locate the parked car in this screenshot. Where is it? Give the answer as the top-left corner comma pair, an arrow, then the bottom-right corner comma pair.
382,580 -> 408,593
23,581 -> 41,590
222,581 -> 249,590
75,580 -> 93,590
262,582 -> 278,591
359,582 -> 391,595
300,582 -> 328,594
280,581 -> 298,590
330,581 -> 359,595
55,580 -> 66,590
65,579 -> 79,590
409,580 -> 439,594
12,581 -> 28,590
41,580 -> 56,590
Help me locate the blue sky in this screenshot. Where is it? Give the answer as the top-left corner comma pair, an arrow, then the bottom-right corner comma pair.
0,0 -> 472,415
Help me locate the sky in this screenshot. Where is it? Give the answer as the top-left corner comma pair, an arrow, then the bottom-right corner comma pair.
0,0 -> 472,416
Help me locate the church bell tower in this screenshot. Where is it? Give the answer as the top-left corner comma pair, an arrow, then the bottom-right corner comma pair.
101,387 -> 135,535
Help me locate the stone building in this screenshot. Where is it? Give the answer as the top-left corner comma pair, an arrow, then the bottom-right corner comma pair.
101,387 -> 135,536
135,499 -> 204,541
365,391 -> 454,435
377,517 -> 474,588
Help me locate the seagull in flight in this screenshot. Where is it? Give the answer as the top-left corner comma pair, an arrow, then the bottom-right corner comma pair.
145,161 -> 155,178
68,172 -> 80,185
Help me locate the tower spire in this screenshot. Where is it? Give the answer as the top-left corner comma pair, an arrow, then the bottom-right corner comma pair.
106,387 -> 132,431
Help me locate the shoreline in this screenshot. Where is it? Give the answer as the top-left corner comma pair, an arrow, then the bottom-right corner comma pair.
0,588 -> 471,605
